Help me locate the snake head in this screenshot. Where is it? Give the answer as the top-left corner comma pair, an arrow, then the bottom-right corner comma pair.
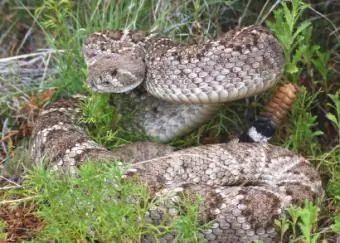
85,53 -> 146,93
83,31 -> 146,93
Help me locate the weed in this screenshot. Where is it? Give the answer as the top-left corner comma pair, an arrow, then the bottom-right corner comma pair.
0,220 -> 6,240
275,200 -> 321,243
0,161 -> 207,241
80,93 -> 152,148
266,0 -> 312,81
332,214 -> 340,234
173,196 -> 211,242
326,163 -> 340,206
283,88 -> 323,155
80,93 -> 119,147
326,90 -> 340,145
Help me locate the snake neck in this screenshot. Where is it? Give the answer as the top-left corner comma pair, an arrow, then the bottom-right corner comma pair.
135,33 -> 178,63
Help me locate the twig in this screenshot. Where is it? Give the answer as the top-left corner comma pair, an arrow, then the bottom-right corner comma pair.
238,0 -> 252,27
0,196 -> 35,205
16,26 -> 33,55
256,0 -> 270,25
0,175 -> 21,187
257,0 -> 281,25
0,130 -> 20,142
40,49 -> 53,84
308,5 -> 339,41
0,49 -> 64,63
0,185 -> 22,190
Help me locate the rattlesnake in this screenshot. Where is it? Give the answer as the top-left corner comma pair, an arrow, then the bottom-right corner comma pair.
84,26 -> 283,142
30,26 -> 323,242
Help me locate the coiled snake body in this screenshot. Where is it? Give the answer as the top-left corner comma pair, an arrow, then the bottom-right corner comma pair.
30,26 -> 323,242
84,26 -> 284,142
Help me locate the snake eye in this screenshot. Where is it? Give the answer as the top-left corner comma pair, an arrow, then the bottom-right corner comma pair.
110,70 -> 117,77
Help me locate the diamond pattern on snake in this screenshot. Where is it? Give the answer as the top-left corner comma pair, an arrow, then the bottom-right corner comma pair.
30,26 -> 323,242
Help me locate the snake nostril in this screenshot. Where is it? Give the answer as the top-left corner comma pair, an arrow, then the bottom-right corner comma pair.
99,75 -> 110,85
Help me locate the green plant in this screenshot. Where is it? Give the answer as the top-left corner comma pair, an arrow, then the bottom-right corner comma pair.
275,200 -> 321,243
297,201 -> 321,243
266,0 -> 335,88
283,88 -> 323,155
173,195 -> 212,242
275,217 -> 290,242
332,214 -> 340,234
311,50 -> 332,86
0,220 -> 6,240
11,161 -> 207,241
266,0 -> 312,81
326,90 -> 340,144
23,162 -> 155,241
80,93 -> 119,147
327,166 -> 340,205
80,93 -> 151,148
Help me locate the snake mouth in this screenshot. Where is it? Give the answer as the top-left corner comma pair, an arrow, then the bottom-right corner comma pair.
86,52 -> 147,93
88,68 -> 144,93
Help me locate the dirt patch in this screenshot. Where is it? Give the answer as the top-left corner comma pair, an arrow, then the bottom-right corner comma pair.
0,201 -> 44,241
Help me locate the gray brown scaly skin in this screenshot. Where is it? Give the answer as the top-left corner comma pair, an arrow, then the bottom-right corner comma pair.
83,26 -> 284,142
30,98 -> 174,172
30,27 -> 323,242
30,98 -> 323,242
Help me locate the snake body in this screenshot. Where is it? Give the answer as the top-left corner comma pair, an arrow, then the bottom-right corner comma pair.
84,26 -> 283,141
30,26 -> 323,242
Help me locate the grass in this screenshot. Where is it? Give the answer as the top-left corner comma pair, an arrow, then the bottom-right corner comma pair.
26,162 -> 207,242
0,0 -> 339,241
1,160 -> 208,242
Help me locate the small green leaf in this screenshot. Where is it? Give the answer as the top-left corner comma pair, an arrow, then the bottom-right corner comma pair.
331,215 -> 340,233
274,218 -> 289,232
286,63 -> 299,74
311,130 -> 324,137
326,113 -> 338,125
282,3 -> 293,32
292,21 -> 311,42
311,234 -> 320,243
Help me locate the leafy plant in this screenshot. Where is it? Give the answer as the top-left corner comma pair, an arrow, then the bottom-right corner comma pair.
275,217 -> 290,242
283,88 -> 323,155
311,50 -> 332,86
11,161 -> 207,241
297,201 -> 321,243
266,0 -> 336,90
332,214 -> 340,234
266,0 -> 312,80
326,90 -> 340,144
0,220 -> 6,240
173,195 -> 212,242
80,93 -> 118,146
80,93 -> 152,148
275,200 -> 321,243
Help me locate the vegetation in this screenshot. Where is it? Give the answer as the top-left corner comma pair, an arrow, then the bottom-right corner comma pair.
0,0 -> 339,241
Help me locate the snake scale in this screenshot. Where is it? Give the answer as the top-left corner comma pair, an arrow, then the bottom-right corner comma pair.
30,26 -> 323,242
